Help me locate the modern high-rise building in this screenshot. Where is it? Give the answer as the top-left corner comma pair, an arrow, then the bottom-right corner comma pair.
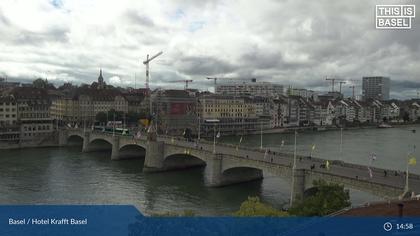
362,76 -> 390,101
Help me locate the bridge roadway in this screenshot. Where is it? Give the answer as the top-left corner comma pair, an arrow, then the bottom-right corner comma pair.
60,129 -> 420,204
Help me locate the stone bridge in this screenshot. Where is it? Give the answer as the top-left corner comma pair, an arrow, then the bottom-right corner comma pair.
59,129 -> 420,205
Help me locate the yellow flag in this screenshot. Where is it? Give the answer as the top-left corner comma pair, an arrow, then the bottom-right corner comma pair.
409,156 -> 416,165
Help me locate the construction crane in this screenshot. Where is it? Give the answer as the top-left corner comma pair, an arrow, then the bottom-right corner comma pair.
170,80 -> 193,90
142,51 -> 163,118
143,51 -> 163,91
349,85 -> 356,99
206,77 -> 217,92
325,77 -> 344,92
338,81 -> 346,93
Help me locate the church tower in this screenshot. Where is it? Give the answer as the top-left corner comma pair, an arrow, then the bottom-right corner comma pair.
98,69 -> 105,89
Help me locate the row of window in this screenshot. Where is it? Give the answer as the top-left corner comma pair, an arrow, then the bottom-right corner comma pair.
23,125 -> 51,131
0,114 -> 16,118
0,102 -> 16,106
0,108 -> 16,112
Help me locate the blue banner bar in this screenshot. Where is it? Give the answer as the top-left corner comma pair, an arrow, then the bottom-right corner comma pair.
1,205 -> 420,236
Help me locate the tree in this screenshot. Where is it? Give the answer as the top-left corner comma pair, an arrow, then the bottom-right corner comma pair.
95,112 -> 107,124
126,111 -> 141,125
289,180 -> 350,216
402,111 -> 410,122
108,109 -> 124,121
233,197 -> 288,217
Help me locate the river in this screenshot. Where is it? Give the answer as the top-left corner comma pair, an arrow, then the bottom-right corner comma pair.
0,125 -> 419,216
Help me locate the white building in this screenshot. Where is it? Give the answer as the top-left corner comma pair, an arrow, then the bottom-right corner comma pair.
216,78 -> 283,97
0,95 -> 17,126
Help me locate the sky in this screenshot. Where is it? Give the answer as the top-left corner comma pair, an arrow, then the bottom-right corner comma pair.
0,0 -> 419,99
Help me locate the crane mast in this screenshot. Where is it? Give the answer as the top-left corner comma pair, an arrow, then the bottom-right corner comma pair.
142,51 -> 163,133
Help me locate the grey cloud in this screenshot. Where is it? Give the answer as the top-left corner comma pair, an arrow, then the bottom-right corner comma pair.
173,55 -> 237,76
12,27 -> 69,46
1,0 -> 420,100
125,10 -> 155,27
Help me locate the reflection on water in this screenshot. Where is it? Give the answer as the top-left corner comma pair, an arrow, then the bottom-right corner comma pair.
1,125 -> 418,215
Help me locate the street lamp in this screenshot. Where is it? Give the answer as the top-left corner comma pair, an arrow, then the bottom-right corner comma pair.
339,127 -> 343,161
290,130 -> 298,206
404,131 -> 417,192
260,121 -> 263,149
205,119 -> 220,154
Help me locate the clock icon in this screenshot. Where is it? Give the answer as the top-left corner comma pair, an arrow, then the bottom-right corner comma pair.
383,222 -> 393,232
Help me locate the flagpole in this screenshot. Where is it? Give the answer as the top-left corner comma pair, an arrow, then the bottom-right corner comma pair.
213,123 -> 216,154
293,130 -> 297,168
405,160 -> 409,192
260,122 -> 263,150
198,113 -> 201,141
113,113 -> 115,137
290,130 -> 297,206
340,127 -> 343,161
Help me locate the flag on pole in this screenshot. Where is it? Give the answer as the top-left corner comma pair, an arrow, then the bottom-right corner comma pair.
371,152 -> 377,161
325,160 -> 330,170
216,131 -> 221,138
367,166 -> 373,178
311,144 -> 316,151
409,156 -> 417,166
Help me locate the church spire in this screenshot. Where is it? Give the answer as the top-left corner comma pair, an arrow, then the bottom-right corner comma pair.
98,68 -> 104,83
97,68 -> 105,89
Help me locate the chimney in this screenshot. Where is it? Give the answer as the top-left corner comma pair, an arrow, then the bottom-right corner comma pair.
398,203 -> 404,217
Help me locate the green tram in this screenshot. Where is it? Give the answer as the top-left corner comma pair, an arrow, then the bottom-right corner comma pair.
92,126 -> 131,136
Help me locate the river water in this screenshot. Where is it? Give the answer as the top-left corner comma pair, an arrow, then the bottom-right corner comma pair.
0,125 -> 419,216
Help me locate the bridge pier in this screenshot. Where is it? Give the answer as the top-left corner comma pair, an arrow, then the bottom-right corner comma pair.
111,136 -> 120,160
204,154 -> 224,187
291,169 -> 306,206
58,130 -> 68,146
81,132 -> 90,152
143,140 -> 165,172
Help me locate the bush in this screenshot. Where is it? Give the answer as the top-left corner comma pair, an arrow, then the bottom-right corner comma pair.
289,180 -> 350,216
233,197 -> 288,217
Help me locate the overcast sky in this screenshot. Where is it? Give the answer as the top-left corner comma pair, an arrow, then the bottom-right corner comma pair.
0,0 -> 419,99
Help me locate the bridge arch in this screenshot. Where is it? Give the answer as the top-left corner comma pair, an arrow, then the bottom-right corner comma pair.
118,144 -> 146,159
85,138 -> 113,152
220,166 -> 264,186
67,134 -> 84,145
162,153 -> 207,170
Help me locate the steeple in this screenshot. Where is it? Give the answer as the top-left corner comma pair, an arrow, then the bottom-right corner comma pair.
98,69 -> 104,84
